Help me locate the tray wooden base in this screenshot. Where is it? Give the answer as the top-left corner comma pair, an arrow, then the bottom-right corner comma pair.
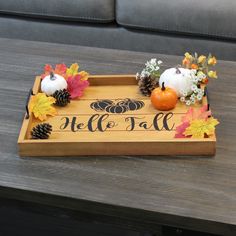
18,75 -> 216,156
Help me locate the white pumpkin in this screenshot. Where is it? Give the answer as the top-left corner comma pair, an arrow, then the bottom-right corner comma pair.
41,72 -> 67,96
159,67 -> 195,97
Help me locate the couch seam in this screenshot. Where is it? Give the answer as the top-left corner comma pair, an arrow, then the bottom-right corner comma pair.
116,20 -> 236,40
0,10 -> 115,22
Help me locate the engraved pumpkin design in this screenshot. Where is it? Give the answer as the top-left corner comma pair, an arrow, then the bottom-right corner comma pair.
90,98 -> 145,114
118,99 -> 144,111
105,103 -> 128,113
90,99 -> 113,111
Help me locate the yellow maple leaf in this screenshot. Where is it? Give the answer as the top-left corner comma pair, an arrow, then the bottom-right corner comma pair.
66,63 -> 79,77
78,70 -> 89,80
29,93 -> 57,121
184,117 -> 219,138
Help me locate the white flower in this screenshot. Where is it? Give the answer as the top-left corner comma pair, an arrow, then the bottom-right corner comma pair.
180,97 -> 185,102
192,76 -> 199,83
182,91 -> 188,97
146,58 -> 157,68
198,76 -> 203,82
140,58 -> 162,79
145,62 -> 150,68
190,97 -> 195,103
190,94 -> 195,101
186,100 -> 191,106
191,84 -> 197,91
190,69 -> 197,75
140,70 -> 150,78
197,71 -> 206,79
197,94 -> 203,101
150,58 -> 157,64
198,89 -> 204,95
149,65 -> 155,71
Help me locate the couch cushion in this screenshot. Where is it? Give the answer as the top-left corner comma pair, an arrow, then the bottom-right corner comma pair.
116,0 -> 236,40
0,0 -> 115,23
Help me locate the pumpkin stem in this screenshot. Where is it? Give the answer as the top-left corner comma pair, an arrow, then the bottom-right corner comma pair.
50,72 -> 55,80
161,82 -> 165,91
175,67 -> 181,74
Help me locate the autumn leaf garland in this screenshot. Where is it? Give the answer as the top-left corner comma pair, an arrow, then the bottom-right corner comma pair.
29,63 -> 89,121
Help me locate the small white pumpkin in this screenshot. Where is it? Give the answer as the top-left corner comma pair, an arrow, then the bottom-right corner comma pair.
41,72 -> 67,96
159,67 -> 195,97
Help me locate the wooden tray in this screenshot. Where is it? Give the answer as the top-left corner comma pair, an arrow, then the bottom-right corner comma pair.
18,75 -> 216,156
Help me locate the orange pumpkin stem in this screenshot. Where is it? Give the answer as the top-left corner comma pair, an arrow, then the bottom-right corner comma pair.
161,82 -> 165,91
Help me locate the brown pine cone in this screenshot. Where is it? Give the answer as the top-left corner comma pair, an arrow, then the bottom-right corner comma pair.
53,89 -> 71,107
31,123 -> 52,139
137,74 -> 157,96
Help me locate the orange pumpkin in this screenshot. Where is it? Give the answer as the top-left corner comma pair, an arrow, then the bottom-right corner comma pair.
151,82 -> 178,111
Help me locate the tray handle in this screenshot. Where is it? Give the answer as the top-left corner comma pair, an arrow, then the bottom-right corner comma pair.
204,86 -> 210,111
25,88 -> 34,119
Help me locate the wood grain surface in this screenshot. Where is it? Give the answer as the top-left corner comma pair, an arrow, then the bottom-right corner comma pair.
0,38 -> 236,235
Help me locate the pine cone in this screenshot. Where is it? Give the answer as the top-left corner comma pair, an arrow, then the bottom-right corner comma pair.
137,74 -> 157,96
31,123 -> 52,139
53,89 -> 71,106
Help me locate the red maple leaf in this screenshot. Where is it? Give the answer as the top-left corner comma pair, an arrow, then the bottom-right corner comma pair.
175,121 -> 190,138
67,74 -> 89,99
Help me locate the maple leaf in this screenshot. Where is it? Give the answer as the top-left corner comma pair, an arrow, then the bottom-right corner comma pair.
184,117 -> 219,138
41,63 -> 67,79
29,93 -> 57,121
175,105 -> 214,138
54,63 -> 67,75
78,70 -> 89,80
44,64 -> 53,73
66,63 -> 79,77
174,121 -> 190,138
182,105 -> 211,123
41,64 -> 53,78
67,74 -> 89,99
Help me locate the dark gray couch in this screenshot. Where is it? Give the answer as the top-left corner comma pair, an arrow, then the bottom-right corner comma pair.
0,0 -> 235,60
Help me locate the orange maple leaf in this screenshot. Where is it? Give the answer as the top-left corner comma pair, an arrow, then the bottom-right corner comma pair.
41,64 -> 67,79
182,105 -> 211,123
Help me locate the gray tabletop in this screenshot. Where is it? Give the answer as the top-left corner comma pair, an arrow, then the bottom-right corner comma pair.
0,38 -> 235,235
